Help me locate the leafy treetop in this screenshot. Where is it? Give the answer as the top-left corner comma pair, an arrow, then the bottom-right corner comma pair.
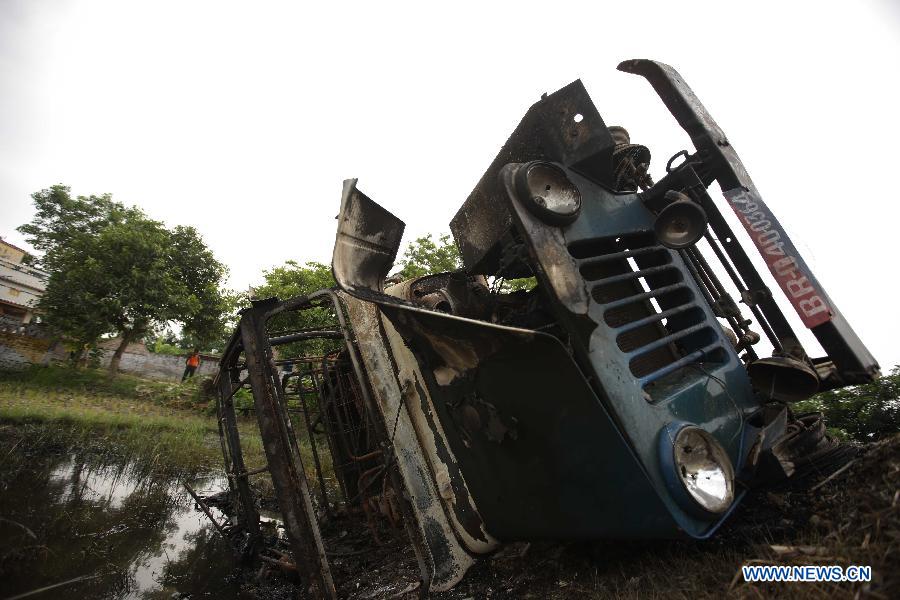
794,366 -> 900,443
18,185 -> 229,373
395,233 -> 461,279
250,261 -> 338,357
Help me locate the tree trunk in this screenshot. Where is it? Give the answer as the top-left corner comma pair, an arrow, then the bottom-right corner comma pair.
108,330 -> 133,376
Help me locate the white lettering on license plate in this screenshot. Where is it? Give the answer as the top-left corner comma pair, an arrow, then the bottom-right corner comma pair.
723,188 -> 831,328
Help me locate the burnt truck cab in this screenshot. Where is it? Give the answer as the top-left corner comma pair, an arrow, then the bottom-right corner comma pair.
213,60 -> 879,597
329,60 -> 879,589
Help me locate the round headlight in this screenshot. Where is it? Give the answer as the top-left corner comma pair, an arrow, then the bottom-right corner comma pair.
514,161 -> 582,226
673,426 -> 734,514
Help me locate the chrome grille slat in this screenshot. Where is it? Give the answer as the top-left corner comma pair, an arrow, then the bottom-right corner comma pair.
569,231 -> 727,388
626,323 -> 709,358
615,303 -> 698,335
600,282 -> 688,311
576,245 -> 663,265
584,264 -> 677,285
639,342 -> 724,386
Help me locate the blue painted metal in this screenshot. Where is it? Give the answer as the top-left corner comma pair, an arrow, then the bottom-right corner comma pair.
503,165 -> 759,537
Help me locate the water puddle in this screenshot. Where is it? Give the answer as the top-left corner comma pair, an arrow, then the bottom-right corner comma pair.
0,448 -> 254,599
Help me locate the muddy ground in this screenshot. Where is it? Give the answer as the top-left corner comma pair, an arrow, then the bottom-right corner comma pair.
230,434 -> 899,599
0,423 -> 291,600
2,424 -> 897,599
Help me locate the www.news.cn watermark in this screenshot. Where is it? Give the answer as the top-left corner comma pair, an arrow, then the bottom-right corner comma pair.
742,565 -> 872,583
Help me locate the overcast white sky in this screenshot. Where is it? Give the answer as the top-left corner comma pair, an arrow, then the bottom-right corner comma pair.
1,1 -> 899,368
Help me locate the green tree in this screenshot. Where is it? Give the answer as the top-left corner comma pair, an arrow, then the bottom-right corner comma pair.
18,185 -> 229,374
794,367 -> 900,442
500,277 -> 537,292
395,233 -> 461,279
250,261 -> 337,357
395,232 -> 537,292
168,224 -> 233,350
18,185 -> 126,258
182,289 -> 246,354
252,260 -> 335,301
146,334 -> 185,356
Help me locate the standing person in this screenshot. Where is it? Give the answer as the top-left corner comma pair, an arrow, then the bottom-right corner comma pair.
182,349 -> 201,382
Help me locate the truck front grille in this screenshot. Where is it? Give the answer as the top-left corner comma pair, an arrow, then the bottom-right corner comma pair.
568,232 -> 725,392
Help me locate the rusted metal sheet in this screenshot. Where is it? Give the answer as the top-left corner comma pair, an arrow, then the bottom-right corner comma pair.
239,301 -> 336,599
341,294 -> 478,591
374,309 -> 499,554
215,368 -> 261,547
450,80 -> 616,274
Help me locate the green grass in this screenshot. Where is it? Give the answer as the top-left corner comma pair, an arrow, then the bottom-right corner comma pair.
0,364 -> 204,406
0,365 -> 266,473
0,365 -> 333,492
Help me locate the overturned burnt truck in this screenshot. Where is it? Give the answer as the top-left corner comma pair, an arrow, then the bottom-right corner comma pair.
213,59 -> 879,597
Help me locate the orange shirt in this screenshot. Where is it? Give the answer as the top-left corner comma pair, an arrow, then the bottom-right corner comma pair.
187,354 -> 200,367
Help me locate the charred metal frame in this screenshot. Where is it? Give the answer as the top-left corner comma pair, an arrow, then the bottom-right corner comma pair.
216,295 -> 336,598
214,290 -> 437,599
279,357 -> 336,513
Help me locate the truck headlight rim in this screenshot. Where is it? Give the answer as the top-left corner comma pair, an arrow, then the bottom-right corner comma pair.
672,425 -> 735,514
514,160 -> 582,226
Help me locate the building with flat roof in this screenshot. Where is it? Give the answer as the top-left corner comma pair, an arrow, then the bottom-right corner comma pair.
0,237 -> 48,323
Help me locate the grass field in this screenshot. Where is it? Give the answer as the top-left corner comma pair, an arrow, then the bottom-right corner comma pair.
0,365 -> 266,473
